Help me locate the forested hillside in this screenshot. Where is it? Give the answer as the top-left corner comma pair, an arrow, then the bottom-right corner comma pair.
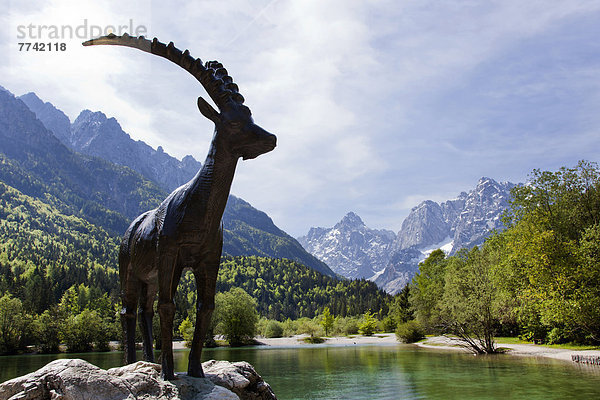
174,256 -> 388,323
0,181 -> 390,354
0,89 -> 165,235
0,181 -> 120,313
17,89 -> 334,276
222,196 -> 334,276
0,179 -> 388,322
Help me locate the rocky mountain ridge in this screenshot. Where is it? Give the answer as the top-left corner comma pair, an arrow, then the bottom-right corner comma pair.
15,89 -> 334,276
298,212 -> 395,279
20,92 -> 201,192
299,177 -> 516,293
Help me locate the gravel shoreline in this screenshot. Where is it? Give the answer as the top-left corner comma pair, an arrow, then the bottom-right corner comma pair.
178,334 -> 600,365
415,336 -> 600,363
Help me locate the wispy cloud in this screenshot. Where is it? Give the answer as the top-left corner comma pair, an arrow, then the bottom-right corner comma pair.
3,0 -> 600,235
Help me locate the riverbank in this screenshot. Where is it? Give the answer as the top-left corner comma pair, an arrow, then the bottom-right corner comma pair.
415,335 -> 600,363
199,333 -> 600,365
171,333 -> 399,350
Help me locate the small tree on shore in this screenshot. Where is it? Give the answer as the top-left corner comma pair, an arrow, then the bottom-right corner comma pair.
359,311 -> 378,336
320,307 -> 334,337
214,287 -> 258,346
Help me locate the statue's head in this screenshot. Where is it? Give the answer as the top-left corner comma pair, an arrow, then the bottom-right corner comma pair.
195,61 -> 276,161
83,34 -> 276,161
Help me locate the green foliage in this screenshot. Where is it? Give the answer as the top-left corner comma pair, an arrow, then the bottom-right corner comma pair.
358,311 -> 378,336
320,307 -> 334,336
440,247 -> 503,353
214,287 -> 259,346
281,318 -> 300,337
297,317 -> 323,337
303,336 -> 325,344
60,308 -> 108,352
501,161 -> 600,344
409,249 -> 448,331
215,256 -> 390,320
33,308 -> 61,353
0,294 -> 29,354
0,182 -> 121,315
263,320 -> 284,338
333,316 -> 360,335
178,317 -> 194,347
395,320 -> 425,343
386,284 -> 412,331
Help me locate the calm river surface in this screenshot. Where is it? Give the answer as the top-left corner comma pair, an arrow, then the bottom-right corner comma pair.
1,343 -> 599,399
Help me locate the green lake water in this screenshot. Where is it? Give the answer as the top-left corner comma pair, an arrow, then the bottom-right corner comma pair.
1,343 -> 599,399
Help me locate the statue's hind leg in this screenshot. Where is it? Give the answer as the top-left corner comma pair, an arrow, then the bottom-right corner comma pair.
121,278 -> 141,365
157,251 -> 182,380
139,282 -> 157,362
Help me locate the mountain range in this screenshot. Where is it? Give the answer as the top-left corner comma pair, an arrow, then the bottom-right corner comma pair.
299,178 -> 516,294
2,86 -> 333,276
19,93 -> 201,192
2,84 -> 519,293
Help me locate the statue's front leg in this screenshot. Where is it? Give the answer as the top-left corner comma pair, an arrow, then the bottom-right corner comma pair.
188,265 -> 218,377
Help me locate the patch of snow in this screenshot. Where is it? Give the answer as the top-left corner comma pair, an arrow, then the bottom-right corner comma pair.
368,269 -> 385,282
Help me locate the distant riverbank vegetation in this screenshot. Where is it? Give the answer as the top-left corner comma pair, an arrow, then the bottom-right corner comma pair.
408,161 -> 600,353
0,162 -> 598,355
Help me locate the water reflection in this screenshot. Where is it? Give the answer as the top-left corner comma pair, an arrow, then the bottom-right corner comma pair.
1,345 -> 599,399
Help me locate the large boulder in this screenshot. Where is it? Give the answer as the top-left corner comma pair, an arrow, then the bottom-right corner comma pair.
0,359 -> 277,400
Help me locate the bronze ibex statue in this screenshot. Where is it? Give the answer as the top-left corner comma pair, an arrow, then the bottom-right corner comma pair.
83,33 -> 276,380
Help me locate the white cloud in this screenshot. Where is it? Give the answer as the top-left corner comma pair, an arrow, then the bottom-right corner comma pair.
3,0 -> 600,237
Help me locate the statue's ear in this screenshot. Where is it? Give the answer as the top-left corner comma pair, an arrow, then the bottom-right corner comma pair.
197,97 -> 220,123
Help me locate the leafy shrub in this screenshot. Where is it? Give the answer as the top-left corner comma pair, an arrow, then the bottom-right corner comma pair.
395,320 -> 425,343
264,320 -> 283,338
297,317 -> 323,337
281,318 -> 300,337
303,336 -> 325,344
61,308 -> 108,352
179,317 -> 194,347
381,316 -> 397,333
333,316 -> 360,335
358,311 -> 378,336
214,287 -> 258,346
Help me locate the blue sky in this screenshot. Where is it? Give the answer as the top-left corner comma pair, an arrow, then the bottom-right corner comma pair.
2,0 -> 600,236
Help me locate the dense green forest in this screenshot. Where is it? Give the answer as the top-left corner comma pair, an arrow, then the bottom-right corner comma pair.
179,256 -> 389,321
0,89 -> 335,276
0,179 -> 390,354
409,161 -> 600,351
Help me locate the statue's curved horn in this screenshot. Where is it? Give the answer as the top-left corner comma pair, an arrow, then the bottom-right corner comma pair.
82,33 -> 243,109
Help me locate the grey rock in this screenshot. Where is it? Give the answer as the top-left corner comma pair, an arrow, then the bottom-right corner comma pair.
374,247 -> 422,294
19,93 -> 72,145
381,177 -> 516,294
394,200 -> 448,250
70,110 -> 201,192
298,212 -> 396,279
0,359 -> 277,400
19,93 -> 202,192
299,178 -> 517,294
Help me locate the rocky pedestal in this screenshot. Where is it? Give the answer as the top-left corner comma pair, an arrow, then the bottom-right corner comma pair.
0,359 -> 277,400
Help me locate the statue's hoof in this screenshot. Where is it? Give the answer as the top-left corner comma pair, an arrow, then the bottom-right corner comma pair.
188,364 -> 205,378
161,371 -> 177,381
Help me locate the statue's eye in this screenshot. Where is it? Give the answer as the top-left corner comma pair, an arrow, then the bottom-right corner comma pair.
229,121 -> 243,129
